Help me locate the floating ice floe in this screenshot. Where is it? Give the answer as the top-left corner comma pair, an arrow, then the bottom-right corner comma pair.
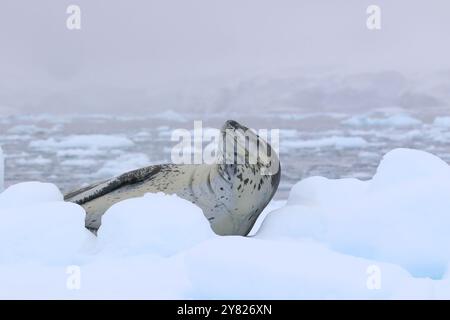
433,116 -> 450,128
56,148 -> 105,157
16,155 -> 52,166
343,114 -> 422,128
0,148 -> 450,299
7,124 -> 61,135
95,153 -> 152,177
149,110 -> 188,122
282,136 -> 368,149
60,159 -> 98,167
30,135 -> 134,150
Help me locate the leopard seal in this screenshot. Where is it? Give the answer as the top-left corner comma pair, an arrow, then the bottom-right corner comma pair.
64,120 -> 281,236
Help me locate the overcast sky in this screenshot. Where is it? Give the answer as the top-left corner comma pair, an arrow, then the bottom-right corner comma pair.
1,0 -> 450,114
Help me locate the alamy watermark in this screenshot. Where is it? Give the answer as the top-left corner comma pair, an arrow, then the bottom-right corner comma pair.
64,4 -> 380,31
366,264 -> 382,290
66,5 -> 81,30
66,265 -> 81,290
366,5 -> 381,30
170,121 -> 280,175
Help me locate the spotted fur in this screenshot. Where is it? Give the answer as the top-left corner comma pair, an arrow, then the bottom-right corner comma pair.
64,120 -> 281,236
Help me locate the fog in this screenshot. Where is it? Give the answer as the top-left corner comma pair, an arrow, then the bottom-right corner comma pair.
1,0 -> 450,115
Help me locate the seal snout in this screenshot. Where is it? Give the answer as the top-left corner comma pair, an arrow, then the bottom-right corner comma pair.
224,120 -> 246,131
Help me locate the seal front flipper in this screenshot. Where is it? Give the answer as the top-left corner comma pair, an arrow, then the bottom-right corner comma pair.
64,165 -> 164,231
64,165 -> 162,205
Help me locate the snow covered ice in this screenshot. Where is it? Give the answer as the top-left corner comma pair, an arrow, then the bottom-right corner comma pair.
1,148 -> 450,299
258,149 -> 450,279
97,193 -> 215,257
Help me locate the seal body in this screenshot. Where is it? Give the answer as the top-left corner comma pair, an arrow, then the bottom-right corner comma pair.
64,120 -> 280,236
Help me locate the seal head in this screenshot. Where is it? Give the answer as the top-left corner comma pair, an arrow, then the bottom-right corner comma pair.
208,120 -> 281,235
